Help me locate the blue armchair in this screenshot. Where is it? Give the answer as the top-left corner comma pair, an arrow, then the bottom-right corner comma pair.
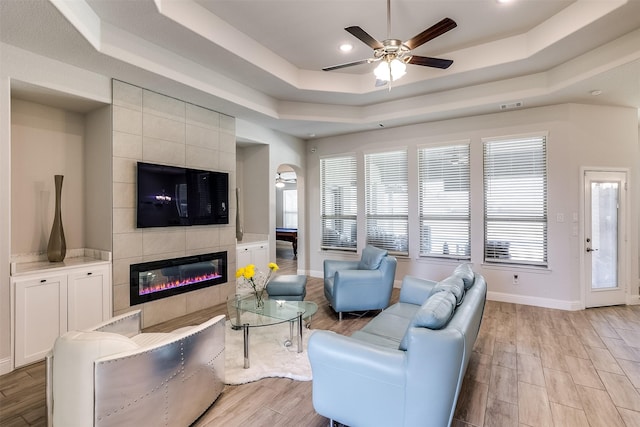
323,245 -> 397,320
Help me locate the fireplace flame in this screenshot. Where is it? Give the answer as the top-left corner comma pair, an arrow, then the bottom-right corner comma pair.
139,273 -> 222,296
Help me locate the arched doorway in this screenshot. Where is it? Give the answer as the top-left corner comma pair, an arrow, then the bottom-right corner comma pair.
275,165 -> 298,270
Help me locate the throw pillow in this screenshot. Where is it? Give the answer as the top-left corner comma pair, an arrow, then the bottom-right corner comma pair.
399,291 -> 457,350
454,263 -> 475,290
358,245 -> 388,270
431,275 -> 465,305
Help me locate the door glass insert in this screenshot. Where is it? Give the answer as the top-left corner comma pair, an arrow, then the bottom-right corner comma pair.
590,182 -> 618,289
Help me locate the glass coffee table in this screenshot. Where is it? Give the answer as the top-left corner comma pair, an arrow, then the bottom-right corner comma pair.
227,294 -> 318,368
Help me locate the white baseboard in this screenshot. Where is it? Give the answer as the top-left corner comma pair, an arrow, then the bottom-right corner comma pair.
487,291 -> 583,311
0,356 -> 12,375
627,294 -> 640,305
308,270 -> 323,278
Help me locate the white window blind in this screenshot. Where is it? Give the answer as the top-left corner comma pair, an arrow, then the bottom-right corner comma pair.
483,135 -> 548,266
365,150 -> 408,255
418,143 -> 470,259
320,155 -> 357,251
282,189 -> 298,229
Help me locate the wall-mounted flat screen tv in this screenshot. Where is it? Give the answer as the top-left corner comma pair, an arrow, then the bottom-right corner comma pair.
137,162 -> 229,228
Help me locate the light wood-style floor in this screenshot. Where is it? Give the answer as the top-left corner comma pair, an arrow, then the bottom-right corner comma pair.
1,249 -> 639,426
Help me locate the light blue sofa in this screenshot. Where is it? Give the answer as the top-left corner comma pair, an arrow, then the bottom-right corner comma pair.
323,245 -> 397,320
309,264 -> 487,427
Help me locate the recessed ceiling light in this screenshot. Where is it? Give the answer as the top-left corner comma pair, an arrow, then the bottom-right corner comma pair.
339,43 -> 353,52
496,0 -> 512,3
590,89 -> 603,96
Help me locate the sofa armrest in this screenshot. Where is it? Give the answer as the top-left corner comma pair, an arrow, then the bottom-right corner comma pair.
333,269 -> 392,307
323,259 -> 359,279
309,331 -> 406,427
399,275 -> 437,305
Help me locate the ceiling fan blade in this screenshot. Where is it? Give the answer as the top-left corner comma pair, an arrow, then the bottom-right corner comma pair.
345,26 -> 384,49
404,17 -> 457,50
323,59 -> 371,72
407,55 -> 453,69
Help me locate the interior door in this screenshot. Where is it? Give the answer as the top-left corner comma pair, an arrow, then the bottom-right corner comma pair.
584,170 -> 627,308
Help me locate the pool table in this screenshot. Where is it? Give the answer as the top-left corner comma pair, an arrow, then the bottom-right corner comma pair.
276,228 -> 298,257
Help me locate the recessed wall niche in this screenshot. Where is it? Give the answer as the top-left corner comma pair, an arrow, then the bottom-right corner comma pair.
10,92 -> 112,259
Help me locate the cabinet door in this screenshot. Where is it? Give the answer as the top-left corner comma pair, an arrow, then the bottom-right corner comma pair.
14,274 -> 67,367
237,243 -> 269,271
237,246 -> 252,268
252,243 -> 269,271
68,265 -> 111,331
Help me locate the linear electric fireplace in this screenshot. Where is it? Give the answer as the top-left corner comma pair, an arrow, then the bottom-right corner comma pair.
130,252 -> 227,305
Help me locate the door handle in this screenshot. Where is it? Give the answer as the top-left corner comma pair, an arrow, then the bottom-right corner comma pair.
586,247 -> 599,252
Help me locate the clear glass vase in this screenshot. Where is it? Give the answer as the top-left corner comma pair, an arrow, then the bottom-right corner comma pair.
254,289 -> 265,310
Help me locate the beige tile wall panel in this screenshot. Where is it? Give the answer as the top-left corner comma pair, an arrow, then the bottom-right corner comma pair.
142,136 -> 186,165
113,131 -> 143,159
112,157 -> 136,183
142,114 -> 185,144
219,114 -> 235,133
112,257 -> 143,286
185,227 -> 220,251
113,283 -> 131,312
143,90 -> 185,120
186,285 -> 222,314
113,105 -> 142,135
186,103 -> 220,129
186,145 -> 219,170
112,208 -> 136,234
219,131 -> 236,153
142,229 -> 186,256
186,123 -> 219,149
142,294 -> 187,327
113,233 -> 143,260
112,182 -> 136,209
112,80 -> 143,110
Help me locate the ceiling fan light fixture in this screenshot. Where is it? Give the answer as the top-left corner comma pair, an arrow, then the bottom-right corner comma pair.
339,43 -> 353,52
374,58 -> 406,82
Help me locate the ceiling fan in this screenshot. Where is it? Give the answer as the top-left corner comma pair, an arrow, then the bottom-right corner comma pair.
275,172 -> 296,188
322,0 -> 457,84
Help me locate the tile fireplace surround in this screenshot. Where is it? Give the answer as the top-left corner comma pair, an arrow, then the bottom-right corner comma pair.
111,80 -> 237,328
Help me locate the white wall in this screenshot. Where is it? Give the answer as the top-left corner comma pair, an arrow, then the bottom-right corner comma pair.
306,103 -> 639,310
85,105 -> 113,251
236,119 -> 306,271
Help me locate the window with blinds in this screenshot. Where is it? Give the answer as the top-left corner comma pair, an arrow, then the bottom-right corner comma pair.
483,135 -> 548,266
418,143 -> 470,259
282,189 -> 298,229
364,150 -> 408,255
320,155 -> 357,251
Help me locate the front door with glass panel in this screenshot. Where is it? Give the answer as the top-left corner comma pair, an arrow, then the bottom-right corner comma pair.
584,170 -> 627,308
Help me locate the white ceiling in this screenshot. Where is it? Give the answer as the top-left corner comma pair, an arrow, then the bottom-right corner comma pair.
2,0 -> 640,140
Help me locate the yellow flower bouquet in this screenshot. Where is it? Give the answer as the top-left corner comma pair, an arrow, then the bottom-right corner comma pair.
235,262 -> 279,308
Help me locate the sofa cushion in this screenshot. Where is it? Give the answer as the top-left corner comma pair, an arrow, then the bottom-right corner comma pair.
358,245 -> 388,270
454,263 -> 475,290
431,275 -> 465,305
399,291 -> 457,350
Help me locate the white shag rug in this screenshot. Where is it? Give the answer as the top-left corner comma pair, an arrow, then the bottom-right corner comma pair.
224,320 -> 315,385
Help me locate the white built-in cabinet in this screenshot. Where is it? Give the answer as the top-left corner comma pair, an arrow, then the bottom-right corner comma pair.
236,241 -> 269,272
11,259 -> 111,368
